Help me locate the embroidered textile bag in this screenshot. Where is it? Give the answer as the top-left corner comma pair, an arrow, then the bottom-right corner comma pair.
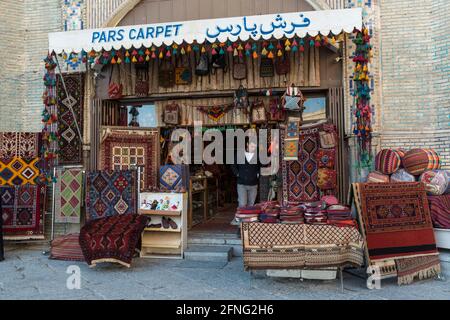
251,100 -> 267,124
260,57 -> 274,77
158,58 -> 175,88
275,52 -> 290,75
282,85 -> 305,111
211,53 -> 227,74
163,103 -> 180,125
175,54 -> 192,85
135,63 -> 149,96
195,53 -> 210,76
233,55 -> 247,80
108,64 -> 123,99
268,98 -> 285,121
233,85 -> 249,109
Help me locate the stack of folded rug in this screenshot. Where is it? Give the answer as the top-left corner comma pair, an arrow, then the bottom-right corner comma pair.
235,206 -> 262,223
326,205 -> 354,226
279,206 -> 304,224
304,201 -> 327,224
260,202 -> 280,223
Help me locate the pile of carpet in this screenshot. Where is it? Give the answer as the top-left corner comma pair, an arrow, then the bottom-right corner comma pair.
235,206 -> 262,223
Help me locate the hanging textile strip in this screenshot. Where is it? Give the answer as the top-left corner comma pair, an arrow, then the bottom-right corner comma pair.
0,132 -> 41,159
351,28 -> 373,168
56,73 -> 85,165
1,184 -> 45,240
54,169 -> 83,224
85,170 -> 137,221
99,128 -> 159,190
196,104 -> 233,122
41,55 -> 59,184
0,157 -> 41,185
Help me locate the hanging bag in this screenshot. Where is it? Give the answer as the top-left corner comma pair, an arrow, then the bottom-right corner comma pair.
211,52 -> 227,74
268,98 -> 285,122
275,52 -> 290,75
251,100 -> 267,124
260,57 -> 274,77
282,84 -> 306,111
233,55 -> 247,80
233,85 -> 249,109
135,62 -> 149,96
108,64 -> 123,99
175,53 -> 192,85
195,52 -> 210,76
163,102 -> 180,125
158,57 -> 175,88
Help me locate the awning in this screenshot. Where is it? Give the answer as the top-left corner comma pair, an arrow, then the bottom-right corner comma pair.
49,8 -> 362,54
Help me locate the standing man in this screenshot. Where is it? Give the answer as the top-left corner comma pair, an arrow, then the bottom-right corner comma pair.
231,140 -> 272,207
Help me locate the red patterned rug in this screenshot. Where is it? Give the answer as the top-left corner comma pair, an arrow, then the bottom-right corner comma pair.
281,126 -> 320,204
354,182 -> 440,284
56,73 -> 84,165
1,185 -> 45,240
79,214 -> 149,267
0,132 -> 41,159
99,128 -> 159,190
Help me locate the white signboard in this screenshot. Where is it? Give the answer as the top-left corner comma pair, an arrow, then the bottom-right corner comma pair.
49,8 -> 362,54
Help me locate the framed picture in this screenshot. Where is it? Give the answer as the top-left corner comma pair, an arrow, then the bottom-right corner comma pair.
303,96 -> 327,122
126,104 -> 158,128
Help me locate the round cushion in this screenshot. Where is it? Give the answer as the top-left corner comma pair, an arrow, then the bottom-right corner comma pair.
390,169 -> 416,183
403,149 -> 440,175
375,149 -> 401,174
419,170 -> 450,195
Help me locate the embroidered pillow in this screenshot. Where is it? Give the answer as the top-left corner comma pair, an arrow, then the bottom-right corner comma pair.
317,168 -> 337,190
315,148 -> 336,169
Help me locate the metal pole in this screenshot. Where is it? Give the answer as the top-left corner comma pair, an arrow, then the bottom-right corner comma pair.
51,166 -> 57,242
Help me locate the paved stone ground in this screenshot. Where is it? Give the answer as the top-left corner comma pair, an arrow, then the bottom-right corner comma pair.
0,244 -> 449,300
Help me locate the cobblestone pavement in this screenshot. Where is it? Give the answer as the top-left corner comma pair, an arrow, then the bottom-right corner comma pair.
0,244 -> 449,300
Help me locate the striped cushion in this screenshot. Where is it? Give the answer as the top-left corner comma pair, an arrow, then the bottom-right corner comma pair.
366,171 -> 390,183
403,148 -> 440,175
50,233 -> 85,261
375,149 -> 401,174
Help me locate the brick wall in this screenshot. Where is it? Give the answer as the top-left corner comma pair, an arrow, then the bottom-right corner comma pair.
0,1 -> 25,132
379,0 -> 450,168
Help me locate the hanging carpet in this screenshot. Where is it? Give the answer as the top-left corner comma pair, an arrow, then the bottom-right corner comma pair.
0,132 -> 41,159
54,169 -> 83,224
56,73 -> 84,165
1,184 -> 45,240
0,157 -> 41,185
196,104 -> 233,122
85,170 -> 137,221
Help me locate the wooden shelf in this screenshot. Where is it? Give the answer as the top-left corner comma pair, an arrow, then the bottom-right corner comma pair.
139,209 -> 181,216
142,243 -> 181,249
191,188 -> 206,194
144,227 -> 181,233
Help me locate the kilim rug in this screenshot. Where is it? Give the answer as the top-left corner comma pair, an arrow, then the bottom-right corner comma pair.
281,126 -> 320,205
85,170 -> 137,221
159,164 -> 189,192
99,128 -> 159,190
79,214 -> 149,267
1,184 -> 45,240
56,73 -> 84,165
241,222 -> 364,270
50,233 -> 84,261
55,169 -> 83,224
353,182 -> 440,284
0,157 -> 41,185
0,132 -> 41,159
